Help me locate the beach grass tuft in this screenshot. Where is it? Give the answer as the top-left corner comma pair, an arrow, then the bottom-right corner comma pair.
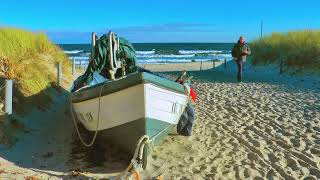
0,27 -> 72,112
251,30 -> 320,72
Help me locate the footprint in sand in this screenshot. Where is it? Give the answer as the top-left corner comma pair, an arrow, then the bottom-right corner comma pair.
290,138 -> 301,148
310,148 -> 320,155
286,157 -> 299,171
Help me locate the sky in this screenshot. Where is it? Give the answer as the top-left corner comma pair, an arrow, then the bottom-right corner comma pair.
0,0 -> 319,43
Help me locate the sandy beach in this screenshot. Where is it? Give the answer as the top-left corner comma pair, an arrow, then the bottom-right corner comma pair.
140,61 -> 224,72
1,1 -> 319,179
141,62 -> 320,179
0,61 -> 320,179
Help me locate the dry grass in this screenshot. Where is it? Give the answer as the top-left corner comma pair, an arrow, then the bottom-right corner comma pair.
0,27 -> 72,112
251,30 -> 320,72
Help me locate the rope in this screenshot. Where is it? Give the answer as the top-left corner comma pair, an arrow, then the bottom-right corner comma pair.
69,81 -> 107,147
118,122 -> 180,179
118,135 -> 150,179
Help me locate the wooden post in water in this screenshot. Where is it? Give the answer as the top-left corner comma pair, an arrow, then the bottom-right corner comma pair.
57,63 -> 62,86
200,60 -> 203,71
5,80 -> 13,115
79,60 -> 82,70
224,59 -> 227,69
213,60 -> 215,68
72,58 -> 76,76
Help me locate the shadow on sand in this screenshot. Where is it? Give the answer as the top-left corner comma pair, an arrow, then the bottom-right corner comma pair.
0,85 -> 131,179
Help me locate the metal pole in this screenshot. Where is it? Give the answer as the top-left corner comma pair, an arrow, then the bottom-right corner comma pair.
5,80 -> 13,115
224,59 -> 227,69
58,63 -> 62,86
72,58 -> 76,76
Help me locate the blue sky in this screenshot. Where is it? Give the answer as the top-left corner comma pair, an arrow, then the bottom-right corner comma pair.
0,0 -> 319,43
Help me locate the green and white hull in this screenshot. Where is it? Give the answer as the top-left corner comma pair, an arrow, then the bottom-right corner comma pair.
71,72 -> 188,154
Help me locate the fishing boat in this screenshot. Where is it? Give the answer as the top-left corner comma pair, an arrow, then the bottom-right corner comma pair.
70,31 -> 189,169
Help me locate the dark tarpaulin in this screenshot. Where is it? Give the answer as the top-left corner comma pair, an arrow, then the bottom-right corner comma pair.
72,34 -> 137,91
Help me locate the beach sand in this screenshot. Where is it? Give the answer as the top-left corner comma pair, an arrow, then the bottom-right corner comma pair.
141,62 -> 320,179
0,61 -> 320,179
140,61 -> 224,72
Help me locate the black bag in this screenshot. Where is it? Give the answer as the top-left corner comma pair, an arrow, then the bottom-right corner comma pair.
177,104 -> 195,136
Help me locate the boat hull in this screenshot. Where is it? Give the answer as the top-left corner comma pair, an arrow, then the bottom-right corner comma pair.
71,72 -> 188,154
96,117 -> 174,154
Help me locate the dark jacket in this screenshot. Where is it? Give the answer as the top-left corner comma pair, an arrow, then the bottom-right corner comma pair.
231,41 -> 251,61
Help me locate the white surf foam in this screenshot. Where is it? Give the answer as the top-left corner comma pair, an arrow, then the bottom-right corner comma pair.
136,54 -> 195,58
179,50 -> 223,54
136,51 -> 155,55
64,50 -> 83,54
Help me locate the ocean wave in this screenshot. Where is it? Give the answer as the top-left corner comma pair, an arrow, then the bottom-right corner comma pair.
137,53 -> 231,59
179,50 -> 223,54
68,55 -> 232,62
64,50 -> 84,54
136,49 -> 225,56
213,54 -> 232,58
155,49 -> 180,55
136,58 -> 216,64
69,56 -> 90,60
136,51 -> 155,55
136,54 -> 195,58
66,49 -> 232,65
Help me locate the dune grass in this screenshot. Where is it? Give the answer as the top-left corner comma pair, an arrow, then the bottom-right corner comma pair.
251,30 -> 320,72
0,27 -> 72,112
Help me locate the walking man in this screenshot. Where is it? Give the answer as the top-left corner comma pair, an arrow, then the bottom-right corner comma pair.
231,36 -> 251,82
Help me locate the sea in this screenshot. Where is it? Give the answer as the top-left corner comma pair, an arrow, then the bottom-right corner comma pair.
59,43 -> 234,65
